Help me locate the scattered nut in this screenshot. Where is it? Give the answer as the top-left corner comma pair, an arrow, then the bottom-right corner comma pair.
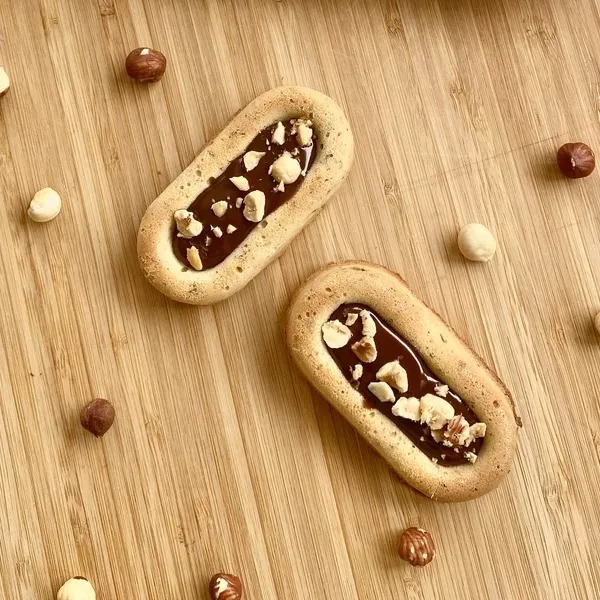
0,67 -> 10,97
209,573 -> 243,600
464,451 -> 478,464
276,180 -> 285,192
594,311 -> 600,334
230,176 -> 250,191
226,224 -> 237,234
391,397 -> 420,421
419,393 -> 455,430
345,313 -> 358,326
376,360 -> 408,393
359,309 -> 377,337
434,383 -> 449,398
125,47 -> 167,83
351,336 -> 377,363
557,142 -> 595,179
457,223 -> 497,262
296,122 -> 313,147
464,422 -> 486,446
243,151 -> 266,171
322,320 -> 352,348
235,197 -> 243,208
80,398 -> 115,437
57,577 -> 96,600
270,151 -> 301,184
398,528 -> 435,567
368,381 -> 395,403
211,201 -> 228,218
174,209 -> 203,238
187,246 -> 203,271
271,121 -> 286,145
27,188 -> 62,222
351,364 -> 363,380
212,226 -> 223,238
243,190 -> 265,222
444,415 -> 470,446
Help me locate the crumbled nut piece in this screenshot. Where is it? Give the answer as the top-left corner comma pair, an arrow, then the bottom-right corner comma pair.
322,320 -> 352,348
187,246 -> 203,270
359,309 -> 377,337
368,381 -> 395,403
351,364 -> 363,380
270,151 -> 302,184
391,397 -> 420,421
444,415 -> 470,446
235,197 -> 243,208
27,188 -> 62,223
464,451 -> 478,464
243,190 -> 266,222
230,176 -> 250,191
211,201 -> 228,218
57,577 -> 96,600
376,360 -> 408,393
272,121 -> 286,145
464,422 -> 487,447
398,528 -> 436,567
345,313 -> 358,326
226,224 -> 237,234
0,67 -> 10,97
434,383 -> 449,398
419,393 -> 455,430
351,336 -> 377,363
212,226 -> 223,238
206,236 -> 213,247
174,209 -> 203,238
276,180 -> 285,192
243,150 -> 266,171
296,122 -> 313,147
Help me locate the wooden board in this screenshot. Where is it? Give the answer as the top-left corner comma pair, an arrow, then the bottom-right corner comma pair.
0,0 -> 598,598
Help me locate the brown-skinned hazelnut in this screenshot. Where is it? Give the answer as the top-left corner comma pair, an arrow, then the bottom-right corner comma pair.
125,47 -> 167,83
209,573 -> 243,600
398,527 -> 435,567
556,142 -> 595,179
80,398 -> 115,437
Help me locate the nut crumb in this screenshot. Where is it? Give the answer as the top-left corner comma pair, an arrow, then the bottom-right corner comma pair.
230,176 -> 250,191
270,151 -> 302,184
243,150 -> 266,171
351,364 -> 363,380
345,313 -> 358,326
272,121 -> 286,145
359,309 -> 377,337
434,383 -> 449,398
368,381 -> 395,403
322,320 -> 352,348
296,122 -> 313,147
376,360 -> 408,393
174,209 -> 203,238
235,197 -> 243,208
391,397 -> 420,421
276,180 -> 285,192
211,201 -> 228,218
464,451 -> 478,464
243,190 -> 266,222
212,226 -> 223,238
352,336 -> 377,362
419,394 -> 455,430
226,224 -> 237,234
187,246 -> 203,270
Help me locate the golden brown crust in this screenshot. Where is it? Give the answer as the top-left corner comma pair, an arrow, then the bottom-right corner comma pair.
137,86 -> 354,304
285,261 -> 521,502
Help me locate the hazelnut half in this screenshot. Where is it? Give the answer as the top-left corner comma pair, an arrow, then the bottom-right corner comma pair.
80,398 -> 115,437
57,577 -> 96,600
556,142 -> 595,179
27,188 -> 62,222
209,573 -> 243,600
126,47 -> 167,83
398,527 -> 435,567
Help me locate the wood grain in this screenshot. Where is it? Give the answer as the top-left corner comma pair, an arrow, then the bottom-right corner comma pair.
0,0 -> 598,598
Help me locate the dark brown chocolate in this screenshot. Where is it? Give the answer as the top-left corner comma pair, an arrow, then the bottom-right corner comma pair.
174,120 -> 316,269
327,304 -> 484,465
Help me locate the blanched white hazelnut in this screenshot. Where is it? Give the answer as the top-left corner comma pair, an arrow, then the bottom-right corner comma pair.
296,122 -> 313,147
420,394 -> 455,430
212,226 -> 223,238
457,223 -> 497,262
243,151 -> 266,171
211,201 -> 228,218
174,209 -> 203,238
186,246 -> 203,271
230,176 -> 249,191
368,381 -> 395,403
351,364 -> 363,380
270,152 -> 301,184
0,67 -> 10,97
27,188 -> 62,222
391,397 -> 420,421
359,309 -> 377,337
57,577 -> 96,600
243,190 -> 265,223
322,320 -> 352,348
272,121 -> 286,145
226,224 -> 237,234
376,360 -> 408,393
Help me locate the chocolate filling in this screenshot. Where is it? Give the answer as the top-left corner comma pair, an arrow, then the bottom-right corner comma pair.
327,304 -> 484,465
174,119 -> 316,270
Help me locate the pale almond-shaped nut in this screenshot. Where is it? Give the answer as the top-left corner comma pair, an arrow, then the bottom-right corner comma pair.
296,122 -> 313,147
420,393 -> 455,430
27,188 -> 62,223
458,223 -> 496,262
376,360 -> 408,393
434,383 -> 449,398
322,320 -> 352,348
230,176 -> 250,191
187,246 -> 203,271
391,397 -> 421,421
226,224 -> 237,234
345,313 -> 358,326
174,209 -> 203,238
243,190 -> 265,223
0,67 -> 10,97
351,364 -> 363,380
359,309 -> 377,337
272,121 -> 286,145
243,151 -> 266,171
212,226 -> 223,238
57,577 -> 96,600
352,336 -> 377,363
271,152 -> 301,184
212,201 -> 228,218
368,381 -> 395,403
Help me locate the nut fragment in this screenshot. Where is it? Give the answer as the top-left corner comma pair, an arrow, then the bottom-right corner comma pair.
212,226 -> 223,238
235,197 -> 243,208
557,142 -> 595,179
186,246 -> 203,271
211,201 -> 228,218
80,398 -> 115,437
243,190 -> 265,222
419,393 -> 455,430
0,67 -> 10,97
464,451 -> 478,464
345,313 -> 358,326
226,224 -> 237,234
351,336 -> 377,363
351,364 -> 363,380
464,422 -> 486,446
376,360 -> 408,393
458,223 -> 497,262
434,383 -> 449,398
359,309 -> 377,337
243,151 -> 266,172
125,47 -> 167,83
296,122 -> 313,147
57,577 -> 96,600
368,381 -> 395,403
209,573 -> 243,600
174,209 -> 203,238
270,151 -> 302,184
444,415 -> 470,446
322,320 -> 352,348
398,528 -> 435,567
391,397 -> 420,421
27,188 -> 62,222
230,176 -> 250,191
271,121 -> 286,145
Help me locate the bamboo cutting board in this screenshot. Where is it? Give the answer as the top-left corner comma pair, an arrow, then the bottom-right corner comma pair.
0,0 -> 598,598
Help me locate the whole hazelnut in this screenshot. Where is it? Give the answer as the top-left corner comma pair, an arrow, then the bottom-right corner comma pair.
209,573 -> 243,600
125,47 -> 167,83
57,576 -> 96,600
398,527 -> 435,567
80,398 -> 115,437
0,66 -> 10,97
457,223 -> 497,262
556,142 -> 595,178
27,187 -> 62,222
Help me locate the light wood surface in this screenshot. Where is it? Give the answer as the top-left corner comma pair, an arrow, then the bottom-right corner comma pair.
0,0 -> 598,598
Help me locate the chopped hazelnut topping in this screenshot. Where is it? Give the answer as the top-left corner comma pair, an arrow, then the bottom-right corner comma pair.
376,360 -> 408,393
174,209 -> 203,239
465,422 -> 486,446
212,226 -> 223,238
444,416 -> 470,446
186,246 -> 203,271
272,121 -> 286,145
359,309 -> 377,337
391,397 -> 420,421
235,197 -> 243,208
296,122 -> 313,147
270,151 -> 302,184
322,320 -> 352,348
205,236 -> 212,247
419,393 -> 455,430
434,383 -> 449,398
230,176 -> 250,191
351,336 -> 377,363
351,364 -> 363,380
368,381 -> 395,403
276,180 -> 285,192
211,201 -> 228,218
345,313 -> 358,326
243,190 -> 266,222
464,451 -> 478,464
226,224 -> 237,234
243,151 -> 266,171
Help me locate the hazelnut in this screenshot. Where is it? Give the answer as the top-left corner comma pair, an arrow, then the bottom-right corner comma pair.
351,364 -> 363,380
270,152 -> 301,184
368,381 -> 395,403
209,573 -> 243,600
0,66 -> 10,97
434,383 -> 449,398
376,360 -> 408,393
27,188 -> 62,222
211,201 -> 228,218
557,142 -> 595,179
398,527 -> 435,567
271,121 -> 286,145
457,223 -> 497,262
322,320 -> 352,348
345,313 -> 358,326
243,151 -> 266,172
212,226 -> 223,238
57,576 -> 96,600
391,397 -> 420,421
243,190 -> 265,223
351,336 -> 377,363
359,309 -> 377,337
226,224 -> 237,234
187,246 -> 203,271
125,47 -> 167,83
229,176 -> 250,191
419,393 -> 454,430
174,209 -> 203,238
296,122 -> 314,147
80,398 -> 115,437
